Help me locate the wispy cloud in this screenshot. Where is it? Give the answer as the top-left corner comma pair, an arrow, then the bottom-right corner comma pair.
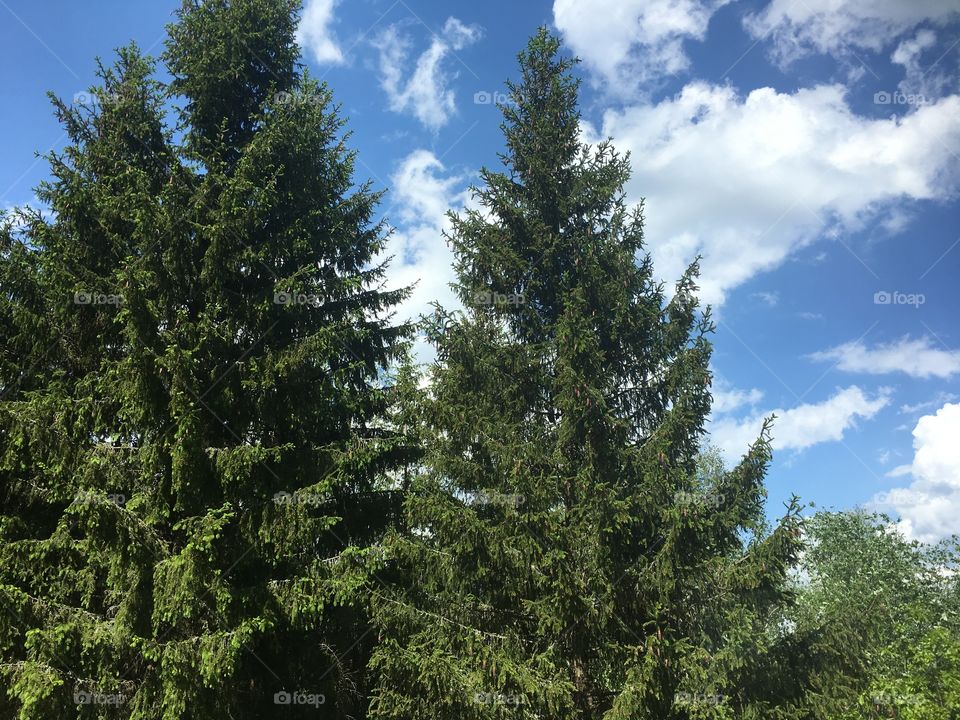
745,0 -> 960,64
710,386 -> 890,463
376,17 -> 481,130
810,336 -> 960,379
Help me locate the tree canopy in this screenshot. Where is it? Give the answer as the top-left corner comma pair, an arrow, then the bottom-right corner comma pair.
0,4 -> 955,719
367,29 -> 809,720
1,0 -> 411,717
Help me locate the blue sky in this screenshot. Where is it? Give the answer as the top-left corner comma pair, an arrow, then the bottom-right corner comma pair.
1,0 -> 959,541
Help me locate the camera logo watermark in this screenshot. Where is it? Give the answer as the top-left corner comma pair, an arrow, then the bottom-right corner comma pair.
74,489 -> 127,507
871,691 -> 922,706
272,90 -> 325,107
675,692 -> 724,706
73,90 -> 124,108
470,490 -> 525,509
473,90 -> 515,106
274,291 -> 321,307
472,692 -> 524,706
273,490 -> 326,507
274,690 -> 325,707
74,690 -> 127,706
874,290 -> 924,308
472,290 -> 525,307
873,91 -> 928,107
674,489 -> 726,510
74,290 -> 123,306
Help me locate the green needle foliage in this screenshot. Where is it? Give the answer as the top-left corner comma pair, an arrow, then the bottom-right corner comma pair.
3,5 -> 950,718
368,29 -> 807,720
0,1 -> 412,717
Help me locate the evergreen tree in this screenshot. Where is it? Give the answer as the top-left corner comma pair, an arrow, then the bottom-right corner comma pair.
369,30 -> 807,720
0,1 -> 411,717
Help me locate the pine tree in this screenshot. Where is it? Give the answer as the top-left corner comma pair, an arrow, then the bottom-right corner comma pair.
369,29 -> 806,720
0,1 -> 411,717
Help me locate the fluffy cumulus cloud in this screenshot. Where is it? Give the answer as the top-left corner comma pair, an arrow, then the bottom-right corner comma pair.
810,336 -> 960,379
296,0 -> 344,65
584,83 -> 960,305
872,402 -> 960,542
744,0 -> 960,62
378,149 -> 471,356
376,18 -> 481,130
553,0 -> 728,91
709,386 -> 890,463
711,376 -> 763,415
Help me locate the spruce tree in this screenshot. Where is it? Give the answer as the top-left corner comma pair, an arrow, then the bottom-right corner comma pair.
369,30 -> 806,720
0,1 -> 410,718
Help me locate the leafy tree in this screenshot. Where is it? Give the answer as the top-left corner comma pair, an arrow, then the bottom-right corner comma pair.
368,29 -> 807,720
792,511 -> 960,719
0,1 -> 411,717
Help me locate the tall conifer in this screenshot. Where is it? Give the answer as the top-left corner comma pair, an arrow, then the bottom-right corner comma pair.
0,2 -> 409,717
369,29 -> 806,720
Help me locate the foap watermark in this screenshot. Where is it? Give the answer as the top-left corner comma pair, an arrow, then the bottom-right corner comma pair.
273,490 -> 326,507
473,90 -> 515,107
274,690 -> 325,707
874,290 -> 925,308
675,691 -> 724,706
472,290 -> 525,307
73,90 -> 124,108
873,91 -> 929,107
872,490 -> 898,505
74,690 -> 127,706
674,489 -> 727,510
871,691 -> 923,707
274,290 -> 321,307
272,90 -> 325,107
74,290 -> 123,306
472,692 -> 525,706
470,490 -> 525,509
75,489 -> 127,507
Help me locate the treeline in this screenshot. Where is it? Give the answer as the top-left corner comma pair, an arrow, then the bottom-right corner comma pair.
0,1 -> 956,718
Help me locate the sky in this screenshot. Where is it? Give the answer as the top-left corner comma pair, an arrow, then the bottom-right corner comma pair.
1,0 -> 959,542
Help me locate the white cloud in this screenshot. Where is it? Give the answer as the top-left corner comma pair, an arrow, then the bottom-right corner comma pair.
745,0 -> 960,62
900,392 -> 960,414
553,0 -> 728,91
752,291 -> 779,307
810,336 -> 960,379
584,83 -> 960,305
891,29 -> 957,100
376,17 -> 481,130
886,463 -> 912,477
711,377 -> 763,415
892,28 -> 938,68
710,386 -> 890,463
871,402 -> 960,542
296,0 -> 344,65
380,149 -> 471,357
